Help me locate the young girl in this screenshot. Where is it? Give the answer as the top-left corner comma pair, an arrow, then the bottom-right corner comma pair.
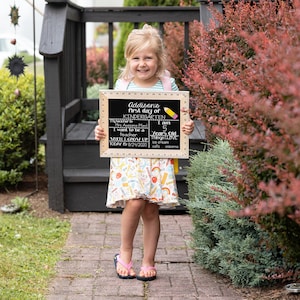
95,24 -> 194,281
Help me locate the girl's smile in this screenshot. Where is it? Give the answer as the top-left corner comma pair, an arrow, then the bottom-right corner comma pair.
129,50 -> 159,87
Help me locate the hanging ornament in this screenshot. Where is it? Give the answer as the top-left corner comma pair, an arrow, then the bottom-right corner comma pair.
9,5 -> 20,26
7,2 -> 27,78
14,88 -> 21,98
6,54 -> 27,78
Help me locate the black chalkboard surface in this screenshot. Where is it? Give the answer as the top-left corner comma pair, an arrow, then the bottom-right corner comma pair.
99,91 -> 190,158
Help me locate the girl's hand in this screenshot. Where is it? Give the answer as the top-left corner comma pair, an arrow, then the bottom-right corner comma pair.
182,119 -> 194,135
94,119 -> 106,141
180,107 -> 194,135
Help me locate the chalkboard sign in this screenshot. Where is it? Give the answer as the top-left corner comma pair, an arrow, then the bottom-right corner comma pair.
99,90 -> 190,158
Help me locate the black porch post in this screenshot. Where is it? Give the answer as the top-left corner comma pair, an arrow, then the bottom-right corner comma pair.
198,0 -> 223,26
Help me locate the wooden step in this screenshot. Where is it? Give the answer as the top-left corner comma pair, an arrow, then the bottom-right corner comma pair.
63,169 -> 189,212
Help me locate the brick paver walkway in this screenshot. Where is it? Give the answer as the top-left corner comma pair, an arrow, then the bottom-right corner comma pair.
46,213 -> 243,299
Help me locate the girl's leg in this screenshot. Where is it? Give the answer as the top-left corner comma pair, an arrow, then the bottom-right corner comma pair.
117,199 -> 145,277
140,202 -> 160,277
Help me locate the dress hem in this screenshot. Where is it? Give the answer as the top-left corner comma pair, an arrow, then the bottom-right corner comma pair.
106,198 -> 180,209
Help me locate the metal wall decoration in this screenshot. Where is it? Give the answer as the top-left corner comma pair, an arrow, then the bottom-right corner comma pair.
6,2 -> 27,78
9,5 -> 20,26
6,54 -> 27,78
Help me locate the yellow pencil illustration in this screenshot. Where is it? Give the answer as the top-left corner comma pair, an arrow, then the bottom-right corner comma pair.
163,107 -> 178,119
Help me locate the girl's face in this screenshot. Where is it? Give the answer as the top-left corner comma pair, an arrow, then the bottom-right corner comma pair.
129,49 -> 158,86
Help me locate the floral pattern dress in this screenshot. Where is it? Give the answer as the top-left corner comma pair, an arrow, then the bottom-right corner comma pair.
106,79 -> 180,208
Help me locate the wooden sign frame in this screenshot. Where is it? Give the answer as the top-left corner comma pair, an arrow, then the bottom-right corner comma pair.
99,90 -> 190,158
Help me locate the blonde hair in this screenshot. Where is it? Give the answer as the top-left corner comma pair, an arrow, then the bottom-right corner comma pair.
119,24 -> 167,80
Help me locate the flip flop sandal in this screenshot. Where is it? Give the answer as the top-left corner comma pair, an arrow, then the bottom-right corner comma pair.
136,266 -> 157,281
113,254 -> 136,279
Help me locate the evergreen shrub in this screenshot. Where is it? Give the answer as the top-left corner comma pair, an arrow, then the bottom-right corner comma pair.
84,84 -> 109,121
185,140 -> 299,287
0,69 -> 45,188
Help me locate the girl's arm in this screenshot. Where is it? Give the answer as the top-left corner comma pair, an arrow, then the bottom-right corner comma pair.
94,119 -> 106,141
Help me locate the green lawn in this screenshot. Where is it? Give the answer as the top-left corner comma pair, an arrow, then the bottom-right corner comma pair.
0,213 -> 70,299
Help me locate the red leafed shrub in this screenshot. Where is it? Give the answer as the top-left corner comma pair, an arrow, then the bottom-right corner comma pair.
164,22 -> 185,89
86,46 -> 109,86
183,0 -> 300,263
164,21 -> 201,91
